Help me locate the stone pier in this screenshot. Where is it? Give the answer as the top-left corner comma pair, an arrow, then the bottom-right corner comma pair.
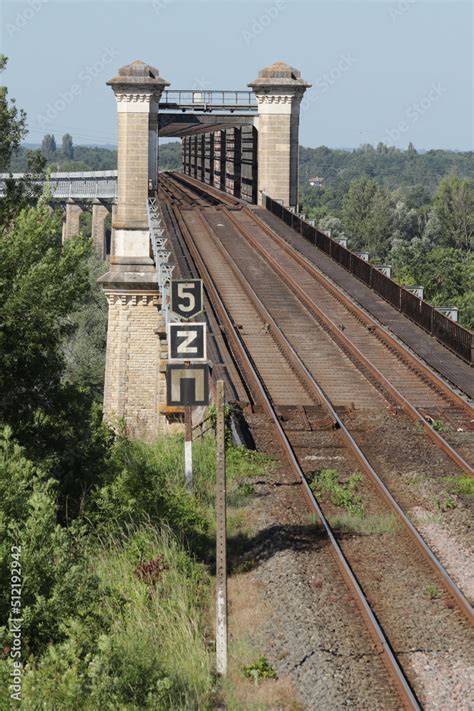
249,61 -> 310,207
63,201 -> 82,240
98,60 -> 170,440
91,202 -> 110,259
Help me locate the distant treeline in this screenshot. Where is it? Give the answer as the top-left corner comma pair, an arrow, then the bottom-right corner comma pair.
7,134 -> 117,172
300,143 -> 474,211
7,135 -> 182,173
8,138 -> 472,201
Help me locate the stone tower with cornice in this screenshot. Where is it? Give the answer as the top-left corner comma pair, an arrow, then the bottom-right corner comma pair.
98,60 -> 170,440
249,61 -> 311,208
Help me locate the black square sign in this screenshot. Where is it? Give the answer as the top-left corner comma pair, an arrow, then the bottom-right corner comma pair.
170,279 -> 203,321
166,364 -> 209,406
168,323 -> 206,362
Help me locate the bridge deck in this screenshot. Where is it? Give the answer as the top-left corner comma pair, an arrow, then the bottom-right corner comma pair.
255,208 -> 473,400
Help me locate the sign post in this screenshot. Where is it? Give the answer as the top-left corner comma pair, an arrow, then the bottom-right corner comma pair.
167,278 -> 206,493
215,380 -> 227,675
184,408 -> 193,492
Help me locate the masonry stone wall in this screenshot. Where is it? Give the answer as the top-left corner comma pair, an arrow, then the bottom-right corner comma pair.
63,202 -> 82,240
103,290 -> 167,441
116,111 -> 150,228
257,112 -> 292,206
91,203 -> 110,259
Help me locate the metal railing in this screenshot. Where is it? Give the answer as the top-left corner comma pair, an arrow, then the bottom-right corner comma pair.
192,412 -> 214,442
263,194 -> 473,364
0,170 -> 117,200
147,197 -> 175,319
159,90 -> 257,112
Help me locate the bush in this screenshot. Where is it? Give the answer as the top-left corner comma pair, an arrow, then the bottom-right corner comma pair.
10,527 -> 214,710
0,428 -> 99,657
92,436 -> 211,555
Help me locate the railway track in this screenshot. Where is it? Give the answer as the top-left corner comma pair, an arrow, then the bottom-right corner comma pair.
158,173 -> 474,709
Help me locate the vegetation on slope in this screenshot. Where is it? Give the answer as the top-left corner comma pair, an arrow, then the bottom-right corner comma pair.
0,56 -> 263,709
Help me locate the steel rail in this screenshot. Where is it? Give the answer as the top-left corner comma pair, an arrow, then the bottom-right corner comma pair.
189,206 -> 473,627
244,205 -> 473,413
159,175 -> 203,207
168,200 -> 422,711
171,172 -> 472,411
220,207 -> 474,477
167,171 -> 243,208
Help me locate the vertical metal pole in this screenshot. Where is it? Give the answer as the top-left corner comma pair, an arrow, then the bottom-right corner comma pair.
215,380 -> 227,675
184,407 -> 193,493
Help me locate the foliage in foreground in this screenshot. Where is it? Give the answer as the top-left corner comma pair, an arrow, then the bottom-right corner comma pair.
0,525 -> 214,710
0,432 -> 215,709
0,425 -> 272,709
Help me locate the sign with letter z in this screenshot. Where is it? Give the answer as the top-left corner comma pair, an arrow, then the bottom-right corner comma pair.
168,323 -> 207,363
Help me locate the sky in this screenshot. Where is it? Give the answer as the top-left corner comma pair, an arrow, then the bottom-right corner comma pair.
0,0 -> 472,150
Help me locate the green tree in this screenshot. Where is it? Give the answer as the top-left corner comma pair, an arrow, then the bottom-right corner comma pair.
0,204 -> 89,432
342,176 -> 378,245
0,56 -> 47,230
433,175 -> 474,251
61,133 -> 74,160
0,55 -> 26,170
342,177 -> 394,258
62,254 -> 108,398
391,242 -> 473,328
419,247 -> 471,303
41,134 -> 57,160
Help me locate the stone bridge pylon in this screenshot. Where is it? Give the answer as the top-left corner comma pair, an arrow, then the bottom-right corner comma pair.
99,58 -> 310,439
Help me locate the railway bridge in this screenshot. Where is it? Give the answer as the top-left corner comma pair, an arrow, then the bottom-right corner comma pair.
97,58 -> 472,443
0,170 -> 117,258
92,59 -> 474,708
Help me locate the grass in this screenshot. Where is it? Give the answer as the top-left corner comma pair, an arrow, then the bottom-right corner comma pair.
243,657 -> 278,684
443,476 -> 474,498
434,494 -> 457,512
415,419 -> 446,432
425,583 -> 442,600
10,434 -> 275,710
329,512 -> 400,535
20,526 -> 215,710
223,622 -> 301,711
192,436 -> 274,510
310,469 -> 365,517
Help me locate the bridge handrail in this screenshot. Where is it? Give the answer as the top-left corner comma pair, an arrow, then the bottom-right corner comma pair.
263,193 -> 473,364
147,197 -> 175,320
159,90 -> 257,111
0,170 -> 117,180
0,170 -> 118,199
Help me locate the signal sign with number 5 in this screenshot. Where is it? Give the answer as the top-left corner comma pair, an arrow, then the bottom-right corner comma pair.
170,280 -> 203,320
